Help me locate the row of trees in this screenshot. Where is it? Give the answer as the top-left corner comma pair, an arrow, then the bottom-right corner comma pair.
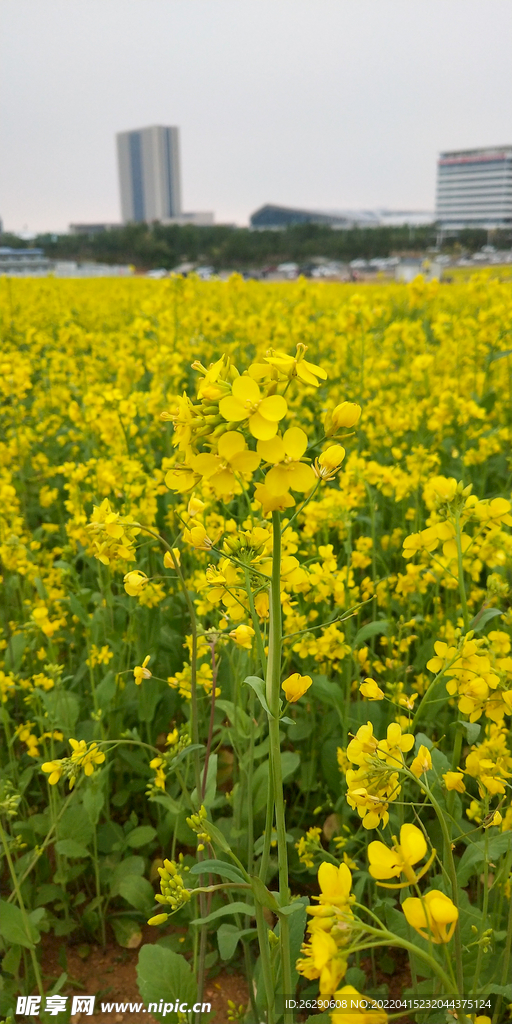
2,222 -> 511,271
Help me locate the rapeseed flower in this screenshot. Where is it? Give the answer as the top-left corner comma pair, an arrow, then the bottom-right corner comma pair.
402,889 -> 458,944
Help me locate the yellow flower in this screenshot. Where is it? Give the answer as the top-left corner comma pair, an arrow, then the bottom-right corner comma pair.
410,744 -> 433,778
147,913 -> 169,926
264,343 -> 327,387
315,445 -> 346,480
228,624 -> 255,649
123,569 -> 149,596
402,889 -> 458,943
307,861 -> 353,914
346,722 -> 379,765
41,760 -> 64,786
163,548 -> 180,568
331,987 -> 388,1024
443,770 -> 466,793
368,824 -> 431,886
328,402 -> 362,431
218,376 -> 287,440
282,672 -> 313,702
134,655 -> 152,684
191,431 -> 261,495
258,427 -> 315,496
69,738 -> 106,777
253,482 -> 295,516
359,678 -> 384,701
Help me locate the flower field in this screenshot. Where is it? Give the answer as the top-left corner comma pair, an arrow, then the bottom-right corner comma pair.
1,272 -> 511,1024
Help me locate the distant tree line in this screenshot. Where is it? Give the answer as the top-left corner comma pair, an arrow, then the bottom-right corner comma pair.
2,223 -> 511,271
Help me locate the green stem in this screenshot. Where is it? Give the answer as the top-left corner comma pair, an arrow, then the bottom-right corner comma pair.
455,509 -> 469,631
419,778 -> 465,999
493,866 -> 512,1024
255,902 -> 276,1024
92,827 -> 106,947
472,825 -> 489,997
0,822 -> 44,998
266,511 -> 293,1022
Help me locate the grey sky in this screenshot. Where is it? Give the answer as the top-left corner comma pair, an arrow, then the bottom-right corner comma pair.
1,0 -> 511,233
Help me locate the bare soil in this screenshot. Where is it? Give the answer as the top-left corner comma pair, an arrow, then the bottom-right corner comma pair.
40,930 -> 249,1024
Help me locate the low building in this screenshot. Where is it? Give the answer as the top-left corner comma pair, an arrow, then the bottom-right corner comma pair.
161,212 -> 214,227
250,204 -> 434,230
0,247 -> 50,275
69,223 -> 121,235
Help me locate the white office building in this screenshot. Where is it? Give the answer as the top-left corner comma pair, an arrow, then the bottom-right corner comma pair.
117,125 -> 182,223
435,146 -> 512,229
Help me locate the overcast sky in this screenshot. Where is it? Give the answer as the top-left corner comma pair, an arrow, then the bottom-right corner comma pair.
1,0 -> 511,233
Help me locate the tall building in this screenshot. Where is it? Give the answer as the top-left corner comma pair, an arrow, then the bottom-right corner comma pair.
117,126 -> 182,223
435,146 -> 512,229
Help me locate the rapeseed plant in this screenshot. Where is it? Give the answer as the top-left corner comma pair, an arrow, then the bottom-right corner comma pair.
0,273 -> 511,1024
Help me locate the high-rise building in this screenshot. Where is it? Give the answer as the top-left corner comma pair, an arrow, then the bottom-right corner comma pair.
116,125 -> 182,223
435,146 -> 512,228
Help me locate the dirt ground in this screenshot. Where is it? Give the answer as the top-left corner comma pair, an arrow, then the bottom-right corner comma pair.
39,934 -> 415,1024
40,929 -> 249,1024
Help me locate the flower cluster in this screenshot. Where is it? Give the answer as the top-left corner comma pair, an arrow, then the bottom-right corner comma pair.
148,855 -> 191,924
42,739 -> 105,789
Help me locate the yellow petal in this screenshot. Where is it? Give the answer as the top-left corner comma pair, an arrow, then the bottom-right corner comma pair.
257,436 -> 286,463
258,394 -> 288,422
249,412 -> 278,440
230,451 -> 261,473
283,426 -> 308,459
265,465 -> 292,495
231,375 -> 260,403
192,453 -> 220,478
211,469 -> 236,494
218,430 -> 246,461
287,462 -> 316,493
219,395 -> 248,421
399,824 -> 427,865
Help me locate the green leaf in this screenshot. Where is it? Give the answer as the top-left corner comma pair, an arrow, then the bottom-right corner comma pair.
249,875 -> 280,912
190,902 -> 255,926
2,943 -> 22,976
310,675 -> 344,714
457,833 -> 512,886
137,945 -> 197,1022
82,783 -> 105,825
95,672 -> 117,708
118,875 -> 155,913
149,793 -> 182,814
281,751 -> 300,782
458,720 -> 481,745
471,606 -> 502,631
167,743 -> 204,772
112,917 -> 143,949
4,633 -> 26,672
244,675 -> 272,716
490,349 -> 512,361
203,818 -> 231,853
189,859 -> 246,884
110,856 -> 146,894
56,807 -> 93,848
191,754 -> 217,809
42,690 -> 80,734
125,825 -> 157,848
216,698 -> 253,739
68,593 -> 90,624
0,900 -> 39,949
354,619 -> 389,646
55,839 -> 91,859
217,923 -> 256,960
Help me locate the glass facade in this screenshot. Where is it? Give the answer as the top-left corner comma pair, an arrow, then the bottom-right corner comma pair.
435,148 -> 512,227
